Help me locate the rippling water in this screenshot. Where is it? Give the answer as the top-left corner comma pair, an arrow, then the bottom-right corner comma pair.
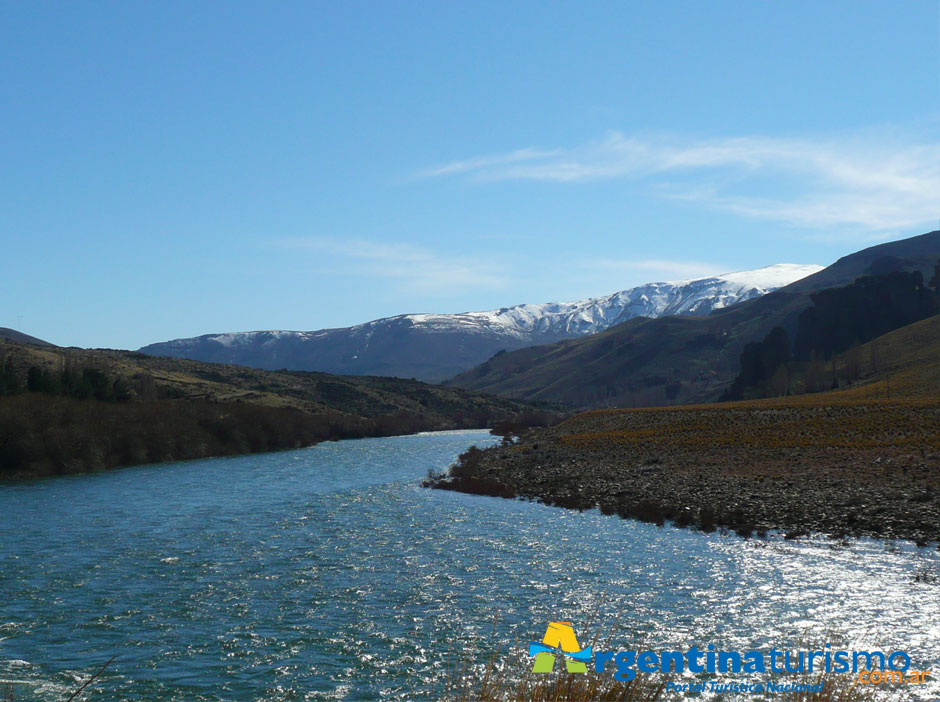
1,430 -> 938,700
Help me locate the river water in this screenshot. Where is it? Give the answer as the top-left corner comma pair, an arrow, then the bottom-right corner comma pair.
0,430 -> 937,700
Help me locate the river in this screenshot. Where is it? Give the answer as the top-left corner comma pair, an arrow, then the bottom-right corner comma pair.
0,430 -> 937,700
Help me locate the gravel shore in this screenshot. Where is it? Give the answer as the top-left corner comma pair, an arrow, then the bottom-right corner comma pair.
429,399 -> 940,546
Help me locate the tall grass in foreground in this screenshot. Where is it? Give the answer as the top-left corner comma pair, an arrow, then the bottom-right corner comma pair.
434,629 -> 885,702
440,665 -> 879,701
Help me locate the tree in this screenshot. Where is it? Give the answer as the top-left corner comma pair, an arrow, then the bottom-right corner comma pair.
769,365 -> 790,396
83,368 -> 114,401
842,345 -> 861,383
112,377 -> 132,402
26,366 -> 58,393
759,327 -> 791,376
794,271 -> 939,361
135,372 -> 158,402
805,354 -> 827,393
0,357 -> 20,395
721,327 -> 791,400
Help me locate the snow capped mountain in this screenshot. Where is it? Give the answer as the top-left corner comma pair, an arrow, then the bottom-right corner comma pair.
383,263 -> 823,338
139,263 -> 822,381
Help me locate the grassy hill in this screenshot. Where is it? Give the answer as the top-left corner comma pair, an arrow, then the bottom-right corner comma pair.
450,230 -> 939,407
0,340 -> 551,479
431,316 -> 940,544
756,314 -> 940,402
0,327 -> 54,347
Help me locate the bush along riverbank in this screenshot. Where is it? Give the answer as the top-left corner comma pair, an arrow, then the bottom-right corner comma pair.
0,394 -> 411,479
426,397 -> 940,547
0,393 -> 564,480
0,338 -> 560,480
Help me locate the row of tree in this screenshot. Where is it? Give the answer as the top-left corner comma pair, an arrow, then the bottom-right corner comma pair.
792,270 -> 938,361
0,360 -> 132,402
722,269 -> 938,400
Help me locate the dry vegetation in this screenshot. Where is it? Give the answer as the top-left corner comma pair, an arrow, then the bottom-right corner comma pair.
0,340 -> 550,479
431,318 -> 940,545
435,629 -> 879,702
0,340 -> 543,419
439,668 -> 874,702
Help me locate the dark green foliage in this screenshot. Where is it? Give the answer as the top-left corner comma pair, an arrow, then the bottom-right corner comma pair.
0,357 -> 19,396
449,446 -> 485,479
0,332 -> 550,479
25,364 -> 130,402
83,368 -> 113,400
0,394 -> 495,477
59,367 -> 85,398
316,379 -> 364,405
27,366 -> 59,393
112,377 -> 132,401
664,382 -> 682,401
194,369 -> 228,383
793,271 -> 938,361
721,327 -> 790,401
725,271 -> 939,401
489,409 -> 560,439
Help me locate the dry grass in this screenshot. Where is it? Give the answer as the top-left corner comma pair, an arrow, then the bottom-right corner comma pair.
436,320 -> 940,541
553,314 -> 939,454
441,671 -> 873,702
443,668 -> 667,701
433,634 -> 880,702
433,625 -> 668,702
0,337 -> 551,478
557,401 -> 939,453
0,338 -> 541,422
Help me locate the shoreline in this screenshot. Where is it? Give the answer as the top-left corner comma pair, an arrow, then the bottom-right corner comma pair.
1,427 -> 497,483
0,394 -> 507,482
428,399 -> 940,548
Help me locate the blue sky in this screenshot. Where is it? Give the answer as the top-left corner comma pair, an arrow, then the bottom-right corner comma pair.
2,1 -> 938,349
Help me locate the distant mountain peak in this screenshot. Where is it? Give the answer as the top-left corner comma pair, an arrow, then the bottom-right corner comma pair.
139,262 -> 822,381
369,263 -> 824,339
698,263 -> 826,288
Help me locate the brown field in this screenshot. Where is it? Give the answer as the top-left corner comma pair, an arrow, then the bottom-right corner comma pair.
432,318 -> 940,545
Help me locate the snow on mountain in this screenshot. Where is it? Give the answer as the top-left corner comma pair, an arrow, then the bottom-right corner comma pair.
139,263 -> 822,381
342,263 -> 823,338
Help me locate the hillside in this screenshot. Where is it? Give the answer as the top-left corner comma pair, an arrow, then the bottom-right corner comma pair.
450,230 -> 939,407
0,340 -> 548,479
137,264 -> 819,382
0,327 -> 54,347
430,316 -> 940,544
815,315 -> 939,400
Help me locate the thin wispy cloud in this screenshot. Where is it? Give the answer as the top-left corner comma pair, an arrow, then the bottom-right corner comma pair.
275,238 -> 747,311
417,147 -> 561,178
583,258 -> 728,282
278,237 -> 510,294
421,131 -> 940,232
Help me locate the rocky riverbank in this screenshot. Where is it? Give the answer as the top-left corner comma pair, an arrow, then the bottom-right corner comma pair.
428,398 -> 940,546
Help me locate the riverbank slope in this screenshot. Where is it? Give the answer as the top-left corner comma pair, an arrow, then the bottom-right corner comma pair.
431,317 -> 940,544
0,339 -> 552,479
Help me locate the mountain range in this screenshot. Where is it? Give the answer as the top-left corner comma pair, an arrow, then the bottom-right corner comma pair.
139,263 -> 822,382
450,230 -> 939,407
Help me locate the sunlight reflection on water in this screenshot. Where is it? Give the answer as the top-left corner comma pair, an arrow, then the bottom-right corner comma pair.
0,430 -> 937,700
